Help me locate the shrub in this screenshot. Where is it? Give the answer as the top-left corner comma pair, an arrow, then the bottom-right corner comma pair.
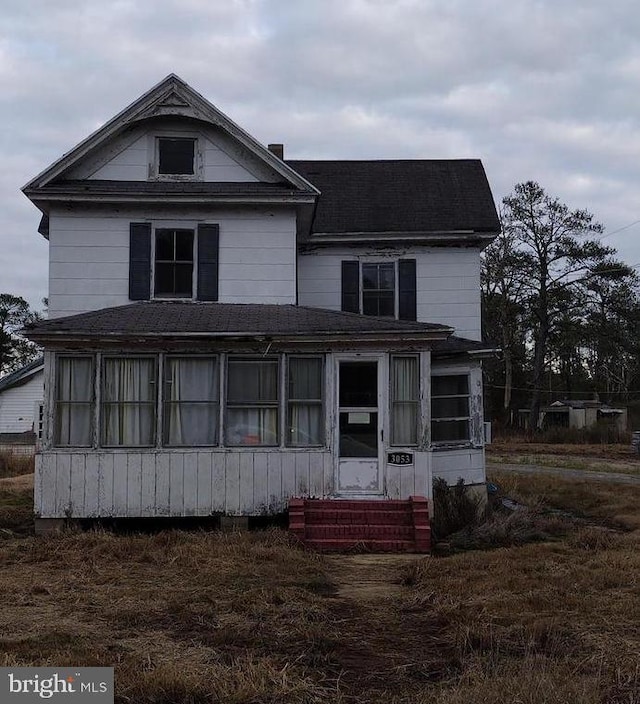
432,477 -> 483,540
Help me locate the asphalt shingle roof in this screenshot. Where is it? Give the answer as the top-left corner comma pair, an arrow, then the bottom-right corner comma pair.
286,159 -> 500,234
26,303 -> 452,338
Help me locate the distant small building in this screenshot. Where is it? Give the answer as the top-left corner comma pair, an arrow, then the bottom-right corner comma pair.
518,399 -> 627,433
0,358 -> 44,455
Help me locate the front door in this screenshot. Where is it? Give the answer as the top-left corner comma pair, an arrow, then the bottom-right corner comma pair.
336,358 -> 383,495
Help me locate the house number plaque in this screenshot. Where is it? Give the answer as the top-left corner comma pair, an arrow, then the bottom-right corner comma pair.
387,452 -> 414,466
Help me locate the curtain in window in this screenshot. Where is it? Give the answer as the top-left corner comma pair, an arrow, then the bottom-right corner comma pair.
391,356 -> 419,445
55,357 -> 93,446
165,357 -> 218,446
288,357 -> 323,446
226,360 -> 279,445
103,358 -> 155,446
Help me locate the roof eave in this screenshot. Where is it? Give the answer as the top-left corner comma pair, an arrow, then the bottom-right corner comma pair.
306,230 -> 499,245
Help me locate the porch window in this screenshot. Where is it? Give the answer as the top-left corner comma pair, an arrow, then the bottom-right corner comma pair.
154,228 -> 194,298
164,357 -> 218,446
431,374 -> 470,444
287,356 -> 324,446
390,356 -> 419,446
54,356 -> 93,447
225,358 -> 279,446
102,357 -> 156,446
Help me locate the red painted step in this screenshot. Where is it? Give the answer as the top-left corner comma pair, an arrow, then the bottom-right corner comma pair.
288,496 -> 431,553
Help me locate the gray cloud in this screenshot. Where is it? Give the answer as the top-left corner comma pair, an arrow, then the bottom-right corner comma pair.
2,0 -> 639,309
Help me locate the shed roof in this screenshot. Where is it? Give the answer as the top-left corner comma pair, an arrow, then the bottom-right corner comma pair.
0,357 -> 44,393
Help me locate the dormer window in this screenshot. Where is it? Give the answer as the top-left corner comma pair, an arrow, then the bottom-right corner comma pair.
157,137 -> 196,176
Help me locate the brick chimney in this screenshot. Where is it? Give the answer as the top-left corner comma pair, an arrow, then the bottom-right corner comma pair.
268,143 -> 284,159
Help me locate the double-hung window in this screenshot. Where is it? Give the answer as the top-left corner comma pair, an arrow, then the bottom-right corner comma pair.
390,356 -> 419,446
54,356 -> 94,447
431,374 -> 471,444
154,228 -> 194,298
102,357 -> 156,447
362,263 -> 395,317
341,259 -> 416,320
287,356 -> 324,446
225,358 -> 279,446
164,356 -> 218,446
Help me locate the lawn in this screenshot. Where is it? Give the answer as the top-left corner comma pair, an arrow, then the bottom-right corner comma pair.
1,469 -> 640,703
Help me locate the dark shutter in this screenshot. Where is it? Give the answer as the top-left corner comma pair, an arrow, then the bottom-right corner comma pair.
197,224 -> 219,301
341,261 -> 360,313
129,223 -> 151,300
398,259 -> 417,321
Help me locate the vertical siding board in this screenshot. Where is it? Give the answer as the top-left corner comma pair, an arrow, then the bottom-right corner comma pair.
127,454 -> 143,517
281,453 -> 296,501
98,454 -> 114,516
54,454 -> 71,517
84,456 -> 100,517
211,454 -> 226,513
112,455 -> 128,516
386,463 -> 401,500
183,453 -> 198,516
309,453 -> 324,497
413,452 -> 428,498
39,454 -> 57,516
267,453 -> 283,512
400,463 -> 416,499
141,454 -> 156,516
169,453 -> 185,516
69,455 -> 85,517
295,453 -> 310,495
225,454 -> 240,514
156,454 -> 171,516
253,453 -> 269,513
197,452 -> 213,515
323,453 -> 334,497
239,453 -> 254,514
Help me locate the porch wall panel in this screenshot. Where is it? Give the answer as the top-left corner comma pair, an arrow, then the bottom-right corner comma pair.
35,450 -> 334,519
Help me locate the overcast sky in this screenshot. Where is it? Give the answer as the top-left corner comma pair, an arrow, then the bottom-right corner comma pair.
2,0 -> 640,310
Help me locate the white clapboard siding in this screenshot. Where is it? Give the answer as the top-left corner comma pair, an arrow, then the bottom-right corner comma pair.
0,373 -> 44,433
297,245 -> 482,340
48,206 -> 297,318
35,448 -> 437,518
73,125 -> 266,183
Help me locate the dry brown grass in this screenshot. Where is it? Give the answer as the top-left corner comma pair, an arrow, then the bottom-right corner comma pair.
1,467 -> 640,702
0,451 -> 35,479
488,440 -> 637,460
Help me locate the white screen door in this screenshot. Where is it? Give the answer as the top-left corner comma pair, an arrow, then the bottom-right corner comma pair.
336,358 -> 383,494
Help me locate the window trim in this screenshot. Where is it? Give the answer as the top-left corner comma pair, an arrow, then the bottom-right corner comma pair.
152,227 -> 196,299
430,372 -> 471,446
152,133 -> 201,181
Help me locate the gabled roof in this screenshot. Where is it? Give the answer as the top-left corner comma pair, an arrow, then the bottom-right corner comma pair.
25,302 -> 452,341
288,159 -> 500,240
23,74 -> 318,196
0,357 -> 44,393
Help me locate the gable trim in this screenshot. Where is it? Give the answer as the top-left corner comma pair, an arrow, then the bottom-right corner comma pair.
22,75 -> 320,196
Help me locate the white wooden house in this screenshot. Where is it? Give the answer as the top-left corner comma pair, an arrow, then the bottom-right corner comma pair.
22,75 -> 500,542
0,358 -> 44,455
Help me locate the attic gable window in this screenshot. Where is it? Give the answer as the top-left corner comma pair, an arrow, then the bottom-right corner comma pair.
157,137 -> 195,176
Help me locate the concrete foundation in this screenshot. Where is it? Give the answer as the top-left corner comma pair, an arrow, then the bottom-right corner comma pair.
34,518 -> 66,535
219,516 -> 249,532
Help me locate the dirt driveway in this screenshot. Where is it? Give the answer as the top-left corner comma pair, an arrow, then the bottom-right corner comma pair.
488,461 -> 640,485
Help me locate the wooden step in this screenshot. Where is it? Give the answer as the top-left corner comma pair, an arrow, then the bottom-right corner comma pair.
305,524 -> 415,540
